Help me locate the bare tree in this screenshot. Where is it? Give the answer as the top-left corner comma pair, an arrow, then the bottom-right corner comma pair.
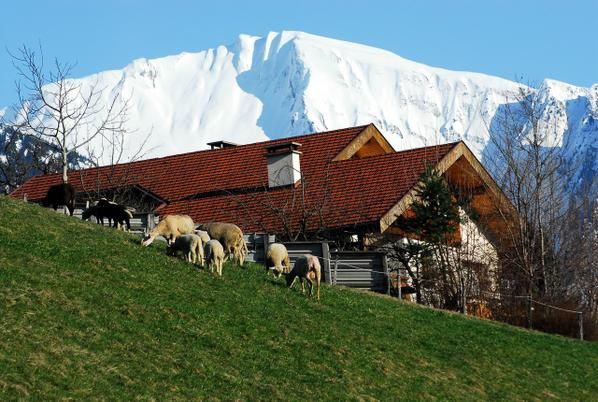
76,121 -> 152,205
485,83 -> 571,299
9,45 -> 130,184
559,189 -> 598,334
0,122 -> 67,193
229,161 -> 333,241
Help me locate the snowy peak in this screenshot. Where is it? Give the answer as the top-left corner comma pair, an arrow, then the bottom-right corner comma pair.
2,30 -> 596,194
538,78 -> 591,101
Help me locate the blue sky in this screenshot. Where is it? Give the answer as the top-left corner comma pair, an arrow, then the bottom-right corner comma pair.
1,0 -> 596,107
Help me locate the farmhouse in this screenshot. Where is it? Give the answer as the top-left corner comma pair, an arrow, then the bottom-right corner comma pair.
11,123 -> 515,256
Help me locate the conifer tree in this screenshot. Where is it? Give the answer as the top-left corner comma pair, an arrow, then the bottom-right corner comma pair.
393,165 -> 461,305
406,165 -> 460,244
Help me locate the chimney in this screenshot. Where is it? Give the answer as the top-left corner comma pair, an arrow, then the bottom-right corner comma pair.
207,140 -> 238,150
265,142 -> 302,188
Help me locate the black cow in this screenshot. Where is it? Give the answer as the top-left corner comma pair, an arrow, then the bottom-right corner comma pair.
42,183 -> 75,216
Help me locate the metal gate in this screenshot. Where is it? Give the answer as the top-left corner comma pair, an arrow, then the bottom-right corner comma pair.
243,233 -> 276,263
282,242 -> 332,284
330,251 -> 389,294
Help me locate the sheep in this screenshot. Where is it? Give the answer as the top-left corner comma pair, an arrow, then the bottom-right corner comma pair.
42,183 -> 75,216
265,243 -> 290,278
204,239 -> 225,276
285,254 -> 321,301
142,214 -> 195,246
234,236 -> 249,267
195,222 -> 248,266
193,229 -> 211,244
167,234 -> 204,265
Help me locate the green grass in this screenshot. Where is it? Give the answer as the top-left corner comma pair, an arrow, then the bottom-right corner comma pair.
0,196 -> 596,400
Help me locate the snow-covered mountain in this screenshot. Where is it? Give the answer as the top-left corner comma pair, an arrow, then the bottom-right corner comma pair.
4,31 -> 598,190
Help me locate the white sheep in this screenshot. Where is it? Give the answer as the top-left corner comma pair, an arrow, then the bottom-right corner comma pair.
167,234 -> 204,265
142,215 -> 195,246
193,229 -> 211,244
265,243 -> 290,278
204,239 -> 225,276
196,222 -> 248,266
285,254 -> 321,301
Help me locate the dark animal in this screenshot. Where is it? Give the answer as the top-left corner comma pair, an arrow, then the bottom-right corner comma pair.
82,201 -> 133,231
82,205 -> 108,226
42,183 -> 75,216
95,198 -> 116,226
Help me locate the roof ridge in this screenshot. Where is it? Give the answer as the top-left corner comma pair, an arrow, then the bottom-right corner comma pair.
9,124 -> 372,195
87,124 -> 371,168
332,141 -> 460,164
393,141 -> 462,154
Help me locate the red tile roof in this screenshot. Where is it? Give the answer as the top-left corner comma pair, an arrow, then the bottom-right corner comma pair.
11,125 -> 459,234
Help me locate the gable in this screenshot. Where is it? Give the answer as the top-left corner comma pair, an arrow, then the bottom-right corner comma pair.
332,123 -> 395,161
379,142 -> 517,243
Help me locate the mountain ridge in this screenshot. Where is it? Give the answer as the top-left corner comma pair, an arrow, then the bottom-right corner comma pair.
2,31 -> 596,191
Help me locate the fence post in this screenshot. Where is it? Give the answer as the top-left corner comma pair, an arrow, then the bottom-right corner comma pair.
322,242 -> 332,284
146,214 -> 151,232
262,233 -> 268,258
333,260 -> 338,286
382,255 -> 390,296
578,312 -> 584,341
460,276 -> 466,314
527,296 -> 533,330
397,269 -> 402,300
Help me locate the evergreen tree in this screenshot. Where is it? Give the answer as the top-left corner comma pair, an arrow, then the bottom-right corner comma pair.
405,165 -> 460,244
393,165 -> 461,305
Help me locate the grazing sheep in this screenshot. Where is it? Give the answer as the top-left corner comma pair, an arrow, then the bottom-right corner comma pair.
167,234 -> 204,265
193,229 -> 211,244
142,215 -> 195,246
285,254 -> 321,301
204,239 -> 225,276
42,183 -> 75,216
234,236 -> 249,267
265,243 -> 290,278
196,222 -> 247,266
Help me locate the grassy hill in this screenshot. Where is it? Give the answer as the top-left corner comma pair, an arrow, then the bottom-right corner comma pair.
0,196 -> 596,400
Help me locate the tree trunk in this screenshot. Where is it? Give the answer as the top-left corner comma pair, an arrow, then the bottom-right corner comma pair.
415,264 -> 422,304
539,225 -> 547,295
62,149 -> 69,183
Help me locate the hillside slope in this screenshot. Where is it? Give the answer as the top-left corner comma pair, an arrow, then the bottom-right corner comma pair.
0,196 -> 596,400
